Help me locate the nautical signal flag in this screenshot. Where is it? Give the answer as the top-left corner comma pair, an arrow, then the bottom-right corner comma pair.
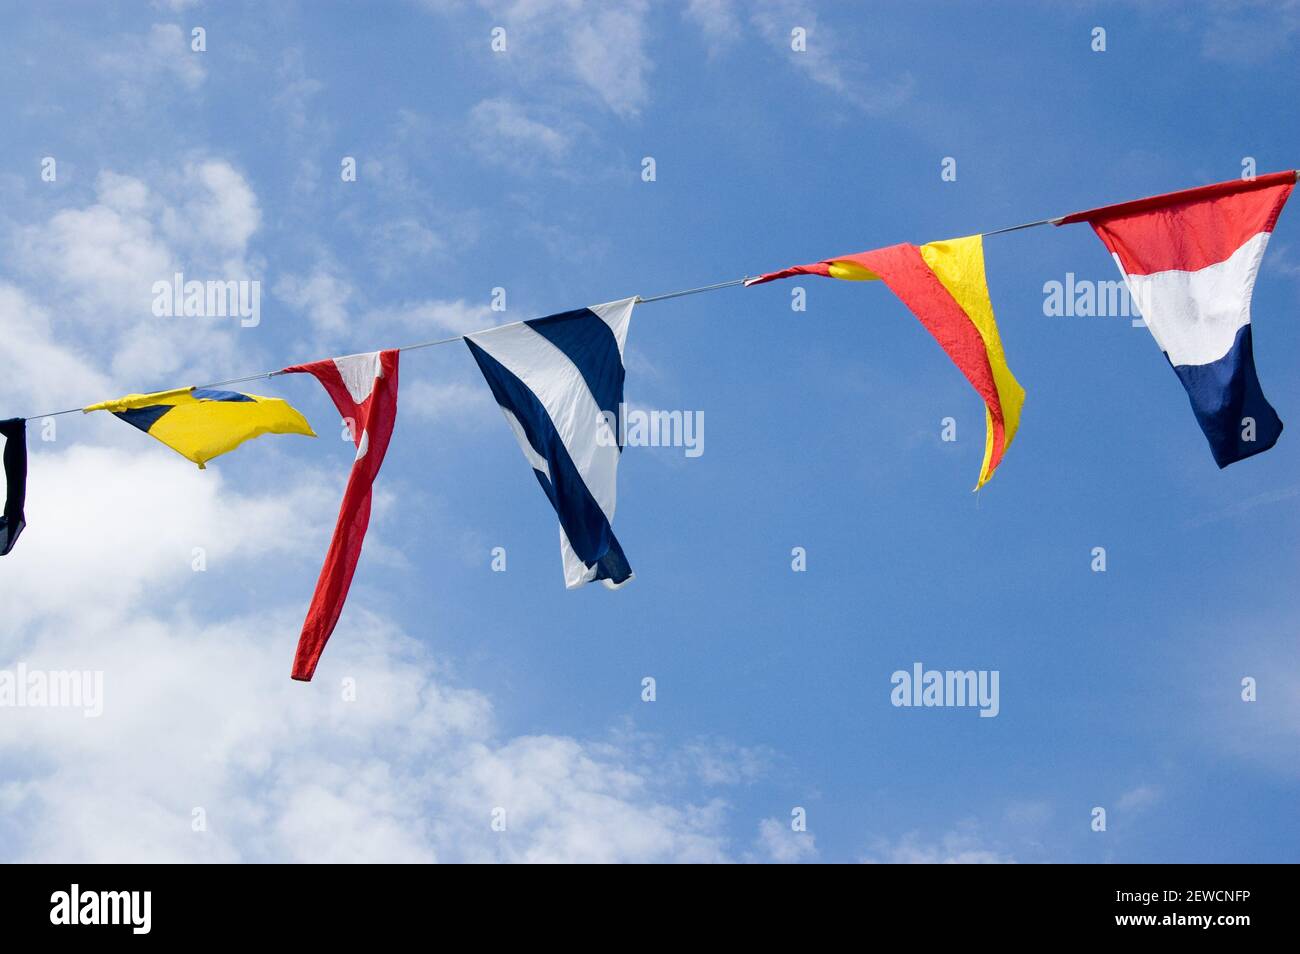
466,299 -> 636,589
83,387 -> 315,468
748,234 -> 1025,488
1057,171 -> 1296,467
0,418 -> 26,556
282,351 -> 399,681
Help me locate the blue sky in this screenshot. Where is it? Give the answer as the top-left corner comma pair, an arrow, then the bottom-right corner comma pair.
0,1 -> 1297,862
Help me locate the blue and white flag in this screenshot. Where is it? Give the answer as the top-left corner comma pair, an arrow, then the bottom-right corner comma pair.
466,298 -> 636,588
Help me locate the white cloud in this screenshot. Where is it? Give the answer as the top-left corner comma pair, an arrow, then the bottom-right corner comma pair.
15,162 -> 265,385
686,0 -> 912,114
564,2 -> 652,117
862,827 -> 1014,864
0,284 -> 110,412
272,48 -> 328,137
1199,0 -> 1300,64
97,24 -> 206,105
21,173 -> 173,320
365,297 -> 496,335
1,445 -> 331,633
470,98 -> 573,171
675,737 -> 771,786
368,219 -> 446,266
432,1 -> 653,117
401,379 -> 491,422
686,0 -> 740,54
1116,784 -> 1162,814
1,598 -> 744,861
275,268 -> 356,335
1004,799 -> 1054,830
160,161 -> 262,269
749,817 -> 817,863
0,444 -> 746,863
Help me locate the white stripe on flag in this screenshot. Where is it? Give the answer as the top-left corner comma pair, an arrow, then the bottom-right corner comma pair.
501,408 -> 549,479
1121,231 -> 1271,366
468,319 -> 620,524
588,297 -> 636,360
560,525 -> 596,588
332,351 -> 384,404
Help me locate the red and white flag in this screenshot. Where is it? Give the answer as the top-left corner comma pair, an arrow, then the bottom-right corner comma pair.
282,350 -> 400,680
1058,171 -> 1295,467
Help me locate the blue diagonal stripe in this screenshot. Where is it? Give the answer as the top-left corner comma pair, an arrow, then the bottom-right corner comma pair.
466,336 -> 630,583
524,308 -> 625,444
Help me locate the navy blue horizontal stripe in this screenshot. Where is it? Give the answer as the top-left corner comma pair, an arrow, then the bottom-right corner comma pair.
1172,323 -> 1283,468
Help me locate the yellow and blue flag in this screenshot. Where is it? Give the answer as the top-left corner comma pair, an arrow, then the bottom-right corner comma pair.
84,387 -> 315,468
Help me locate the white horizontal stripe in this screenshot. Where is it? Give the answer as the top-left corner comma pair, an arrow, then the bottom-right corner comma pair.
1121,231 -> 1270,366
467,322 -> 620,524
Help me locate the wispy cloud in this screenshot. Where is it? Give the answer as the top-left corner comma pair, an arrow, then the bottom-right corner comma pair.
1116,784 -> 1162,814
1199,0 -> 1300,64
426,1 -> 654,117
748,817 -> 818,863
469,97 -> 574,172
863,825 -> 1015,864
96,23 -> 206,107
687,0 -> 914,113
1184,484 -> 1300,528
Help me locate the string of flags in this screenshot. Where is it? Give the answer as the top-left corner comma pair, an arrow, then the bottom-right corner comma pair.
3,170 -> 1295,680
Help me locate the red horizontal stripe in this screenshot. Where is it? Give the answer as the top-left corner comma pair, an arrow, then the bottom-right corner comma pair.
1058,172 -> 1295,275
1057,170 -> 1295,226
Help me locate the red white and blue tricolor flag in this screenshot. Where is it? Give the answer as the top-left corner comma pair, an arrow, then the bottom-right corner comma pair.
1058,170 -> 1297,467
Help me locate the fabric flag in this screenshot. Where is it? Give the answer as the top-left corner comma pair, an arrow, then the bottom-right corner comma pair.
1057,170 -> 1296,467
281,351 -> 399,681
0,418 -> 26,556
465,298 -> 636,589
748,235 -> 1024,487
83,387 -> 315,468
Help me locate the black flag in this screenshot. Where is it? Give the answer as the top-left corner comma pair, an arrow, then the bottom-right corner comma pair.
1,418 -> 27,556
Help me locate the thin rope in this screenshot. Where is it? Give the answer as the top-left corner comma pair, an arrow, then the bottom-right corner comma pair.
637,277 -> 752,303
21,211 -> 1062,422
981,216 -> 1063,236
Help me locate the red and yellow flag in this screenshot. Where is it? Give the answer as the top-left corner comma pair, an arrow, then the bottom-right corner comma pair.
748,234 -> 1024,488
